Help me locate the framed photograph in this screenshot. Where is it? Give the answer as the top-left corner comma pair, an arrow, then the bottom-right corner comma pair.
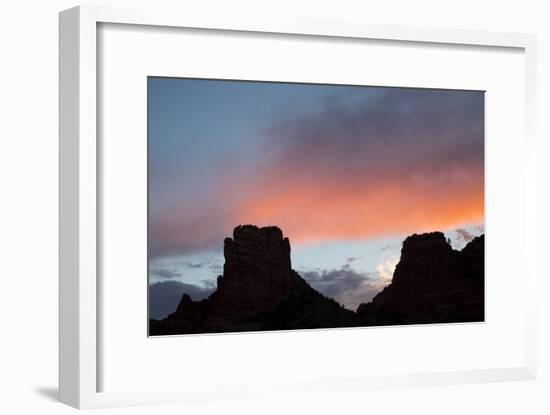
59,5 -> 538,409
147,77 -> 486,337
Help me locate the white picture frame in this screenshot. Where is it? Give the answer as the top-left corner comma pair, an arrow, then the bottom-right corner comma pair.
59,4 -> 538,409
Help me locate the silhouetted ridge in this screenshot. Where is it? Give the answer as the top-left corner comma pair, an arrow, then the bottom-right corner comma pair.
150,225 -> 354,335
356,233 -> 484,325
149,227 -> 484,335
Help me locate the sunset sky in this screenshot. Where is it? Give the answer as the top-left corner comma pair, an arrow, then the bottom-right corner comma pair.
148,77 -> 484,319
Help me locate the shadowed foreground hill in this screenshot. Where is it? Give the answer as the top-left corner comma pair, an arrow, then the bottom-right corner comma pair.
356,232 -> 484,325
150,225 -> 355,335
149,226 -> 484,336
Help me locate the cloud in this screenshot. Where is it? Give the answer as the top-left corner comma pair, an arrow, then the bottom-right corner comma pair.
149,280 -> 215,320
238,89 -> 484,244
299,261 -> 396,311
346,256 -> 362,263
185,262 -> 204,269
150,88 -> 484,257
149,207 -> 233,257
455,228 -> 474,243
376,257 -> 399,285
474,225 -> 485,233
201,279 -> 217,290
150,268 -> 181,280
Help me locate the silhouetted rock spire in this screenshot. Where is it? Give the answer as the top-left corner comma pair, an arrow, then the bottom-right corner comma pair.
356,233 -> 484,325
151,225 -> 354,335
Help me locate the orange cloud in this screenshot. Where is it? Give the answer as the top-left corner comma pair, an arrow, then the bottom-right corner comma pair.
235,175 -> 484,245
149,87 -> 484,257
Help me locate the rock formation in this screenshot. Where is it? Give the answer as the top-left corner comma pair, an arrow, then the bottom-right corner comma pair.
150,225 -> 355,335
356,233 -> 484,325
150,226 -> 485,336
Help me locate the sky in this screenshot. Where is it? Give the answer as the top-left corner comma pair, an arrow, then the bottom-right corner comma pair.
148,77 -> 485,319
